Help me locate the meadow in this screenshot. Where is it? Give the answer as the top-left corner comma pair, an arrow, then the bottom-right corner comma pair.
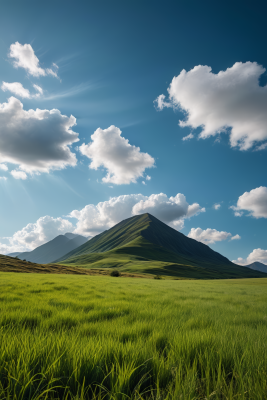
0,272 -> 267,399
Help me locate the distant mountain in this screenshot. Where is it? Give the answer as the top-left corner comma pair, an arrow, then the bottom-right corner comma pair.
246,262 -> 267,274
17,233 -> 88,264
55,213 -> 265,279
7,252 -> 21,257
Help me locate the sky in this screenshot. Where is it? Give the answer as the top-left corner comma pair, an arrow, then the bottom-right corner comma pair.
0,0 -> 267,265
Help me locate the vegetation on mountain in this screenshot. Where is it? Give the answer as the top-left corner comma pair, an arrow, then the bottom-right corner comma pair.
55,214 -> 265,279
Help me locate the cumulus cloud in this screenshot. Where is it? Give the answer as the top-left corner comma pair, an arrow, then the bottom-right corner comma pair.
9,42 -> 58,78
233,248 -> 267,265
1,81 -> 43,99
156,62 -> 267,150
0,216 -> 74,254
2,82 -> 31,98
0,177 -> 7,181
188,227 -> 238,245
146,175 -> 151,181
230,186 -> 267,218
213,203 -> 221,210
231,234 -> 241,240
0,164 -> 8,171
11,170 -> 27,180
70,192 -> 204,236
0,97 -> 79,178
79,125 -> 155,184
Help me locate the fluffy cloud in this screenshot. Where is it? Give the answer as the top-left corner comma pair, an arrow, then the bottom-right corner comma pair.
70,194 -> 146,236
79,125 -> 155,184
10,170 -> 27,180
231,234 -> 241,240
0,177 -> 7,181
230,187 -> 267,218
0,97 -> 79,178
188,227 -> 238,245
9,42 -> 58,78
156,62 -> 267,150
132,193 -> 204,230
1,82 -> 43,99
233,248 -> 267,266
0,216 -> 74,254
70,192 -> 204,236
0,164 -> 8,171
2,82 -> 31,98
213,203 -> 221,210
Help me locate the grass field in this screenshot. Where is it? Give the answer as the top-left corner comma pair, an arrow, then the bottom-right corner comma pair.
0,272 -> 267,399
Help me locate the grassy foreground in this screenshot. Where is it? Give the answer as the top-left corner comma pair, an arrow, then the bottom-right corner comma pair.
0,273 -> 267,399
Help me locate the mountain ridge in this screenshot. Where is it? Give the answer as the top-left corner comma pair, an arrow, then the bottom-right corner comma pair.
55,213 -> 264,279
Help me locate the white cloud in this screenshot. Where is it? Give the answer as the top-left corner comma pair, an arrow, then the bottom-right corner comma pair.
0,164 -> 8,171
11,170 -> 27,180
213,203 -> 221,210
0,216 -> 74,254
230,186 -> 267,218
1,81 -> 43,99
70,194 -> 146,236
69,192 -> 204,236
0,96 -> 79,178
79,125 -> 155,184
33,84 -> 43,95
9,42 -> 58,78
156,62 -> 267,150
231,234 -> 241,240
233,248 -> 267,266
188,227 -> 234,245
142,181 -> 146,185
182,133 -> 194,141
146,175 -> 151,181
132,193 -> 205,229
0,177 -> 7,181
154,94 -> 173,110
2,82 -> 31,98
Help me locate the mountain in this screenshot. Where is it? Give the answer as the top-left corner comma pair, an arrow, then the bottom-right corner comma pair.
7,252 -> 21,257
246,262 -> 267,274
55,214 -> 265,279
17,233 -> 88,264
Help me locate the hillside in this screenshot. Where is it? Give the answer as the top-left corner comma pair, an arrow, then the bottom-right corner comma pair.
17,233 -> 88,264
246,262 -> 267,274
55,213 -> 265,279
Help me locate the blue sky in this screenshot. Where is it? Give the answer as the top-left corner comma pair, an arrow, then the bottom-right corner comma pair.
0,0 -> 266,265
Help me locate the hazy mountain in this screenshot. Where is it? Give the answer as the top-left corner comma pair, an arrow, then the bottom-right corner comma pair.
7,252 -> 21,257
55,213 -> 264,279
17,233 -> 88,264
246,262 -> 267,274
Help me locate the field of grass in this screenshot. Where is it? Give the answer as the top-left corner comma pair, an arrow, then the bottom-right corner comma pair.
0,272 -> 267,399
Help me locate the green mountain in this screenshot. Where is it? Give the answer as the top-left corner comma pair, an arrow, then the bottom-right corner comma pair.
54,214 -> 264,279
17,233 -> 88,264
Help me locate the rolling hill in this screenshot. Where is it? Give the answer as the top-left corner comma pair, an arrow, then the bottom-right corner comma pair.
55,213 -> 265,279
15,233 -> 88,264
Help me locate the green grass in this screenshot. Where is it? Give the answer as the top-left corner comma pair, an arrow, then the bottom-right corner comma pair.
0,272 -> 267,399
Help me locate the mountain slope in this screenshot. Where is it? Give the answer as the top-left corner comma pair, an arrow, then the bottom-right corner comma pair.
246,262 -> 267,274
17,233 -> 88,264
55,214 -> 264,279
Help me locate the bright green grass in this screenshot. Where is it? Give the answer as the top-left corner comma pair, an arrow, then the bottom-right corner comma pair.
0,273 -> 267,399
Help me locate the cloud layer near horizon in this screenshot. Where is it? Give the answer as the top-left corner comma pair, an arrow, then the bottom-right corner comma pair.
233,248 -> 267,266
0,192 -> 204,253
80,126 -> 155,184
155,62 -> 267,150
0,97 -> 79,178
